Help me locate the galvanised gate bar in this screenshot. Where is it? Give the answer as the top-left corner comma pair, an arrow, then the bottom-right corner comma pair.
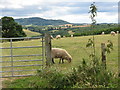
0,36 -> 44,78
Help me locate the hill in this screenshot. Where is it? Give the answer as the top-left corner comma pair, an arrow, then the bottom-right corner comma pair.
23,29 -> 41,37
15,17 -> 70,26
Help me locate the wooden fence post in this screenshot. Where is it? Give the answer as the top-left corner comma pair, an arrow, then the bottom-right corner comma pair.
101,43 -> 106,69
45,33 -> 52,66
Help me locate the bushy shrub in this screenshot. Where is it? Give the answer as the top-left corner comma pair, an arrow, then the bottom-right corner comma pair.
36,58 -> 118,88
5,59 -> 118,88
37,68 -> 73,88
68,59 -> 118,88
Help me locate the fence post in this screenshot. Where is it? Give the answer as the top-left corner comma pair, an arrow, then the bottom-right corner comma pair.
10,39 -> 14,76
101,43 -> 106,69
42,37 -> 44,69
45,33 -> 52,66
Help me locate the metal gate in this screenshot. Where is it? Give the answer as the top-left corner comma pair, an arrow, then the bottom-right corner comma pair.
0,36 -> 44,77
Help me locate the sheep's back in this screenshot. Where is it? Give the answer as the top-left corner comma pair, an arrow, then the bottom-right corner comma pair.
51,48 -> 67,58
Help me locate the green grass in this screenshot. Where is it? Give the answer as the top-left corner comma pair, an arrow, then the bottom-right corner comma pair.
52,34 -> 118,73
23,29 -> 41,37
1,34 -> 118,77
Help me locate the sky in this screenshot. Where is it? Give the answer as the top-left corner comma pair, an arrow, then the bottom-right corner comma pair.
0,0 -> 119,23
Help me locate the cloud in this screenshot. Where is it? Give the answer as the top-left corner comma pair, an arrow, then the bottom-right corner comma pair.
96,12 -> 118,23
0,0 -> 118,23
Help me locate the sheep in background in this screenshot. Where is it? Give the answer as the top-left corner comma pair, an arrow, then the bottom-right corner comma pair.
111,31 -> 116,36
117,31 -> 119,34
51,35 -> 54,39
56,35 -> 61,39
63,36 -> 66,38
71,35 -> 73,37
51,48 -> 72,64
101,32 -> 105,35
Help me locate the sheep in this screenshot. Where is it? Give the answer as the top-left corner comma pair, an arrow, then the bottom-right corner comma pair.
71,35 -> 73,37
111,31 -> 116,36
51,35 -> 54,39
101,32 -> 105,35
116,31 -> 119,34
51,48 -> 72,64
56,35 -> 61,39
63,36 -> 66,38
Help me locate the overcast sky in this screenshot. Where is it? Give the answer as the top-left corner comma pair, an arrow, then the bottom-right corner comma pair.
0,0 -> 119,23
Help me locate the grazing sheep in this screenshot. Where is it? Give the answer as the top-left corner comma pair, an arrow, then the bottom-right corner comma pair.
56,35 -> 61,39
117,31 -> 119,34
51,35 -> 54,39
51,48 -> 72,64
71,35 -> 73,37
111,31 -> 116,36
63,36 -> 66,38
101,32 -> 105,35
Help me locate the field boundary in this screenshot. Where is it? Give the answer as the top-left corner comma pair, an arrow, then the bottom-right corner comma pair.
0,36 -> 45,78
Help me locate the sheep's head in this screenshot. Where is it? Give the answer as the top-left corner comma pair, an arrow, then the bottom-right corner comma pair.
65,56 -> 72,63
68,57 -> 72,63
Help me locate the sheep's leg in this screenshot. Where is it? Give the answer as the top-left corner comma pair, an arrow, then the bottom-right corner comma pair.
59,58 -> 61,64
62,59 -> 64,63
52,58 -> 55,64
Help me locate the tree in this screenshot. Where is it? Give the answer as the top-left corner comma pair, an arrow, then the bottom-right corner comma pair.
2,16 -> 26,38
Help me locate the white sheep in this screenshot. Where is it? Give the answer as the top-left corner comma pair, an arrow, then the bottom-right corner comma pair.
71,35 -> 73,37
116,31 -> 119,34
56,35 -> 61,39
63,36 -> 66,38
51,35 -> 54,39
111,31 -> 116,36
51,48 -> 72,64
101,32 -> 105,35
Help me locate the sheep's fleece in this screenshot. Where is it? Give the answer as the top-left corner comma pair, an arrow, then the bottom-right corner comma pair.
51,48 -> 72,62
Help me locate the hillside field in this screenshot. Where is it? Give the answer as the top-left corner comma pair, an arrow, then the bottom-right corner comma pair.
1,34 -> 118,78
23,29 -> 41,37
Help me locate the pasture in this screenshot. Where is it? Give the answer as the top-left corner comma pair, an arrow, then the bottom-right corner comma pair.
52,34 -> 118,73
1,34 -> 118,77
23,29 -> 41,37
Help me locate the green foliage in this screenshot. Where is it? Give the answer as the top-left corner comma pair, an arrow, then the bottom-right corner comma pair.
89,2 -> 97,25
2,16 -> 26,38
86,38 -> 94,48
86,38 -> 96,63
73,24 -> 119,36
105,40 -> 113,53
51,30 -> 70,37
69,59 -> 118,88
37,68 -> 72,88
5,60 -> 118,88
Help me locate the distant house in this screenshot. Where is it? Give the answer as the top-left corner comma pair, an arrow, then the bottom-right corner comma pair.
64,24 -> 73,27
